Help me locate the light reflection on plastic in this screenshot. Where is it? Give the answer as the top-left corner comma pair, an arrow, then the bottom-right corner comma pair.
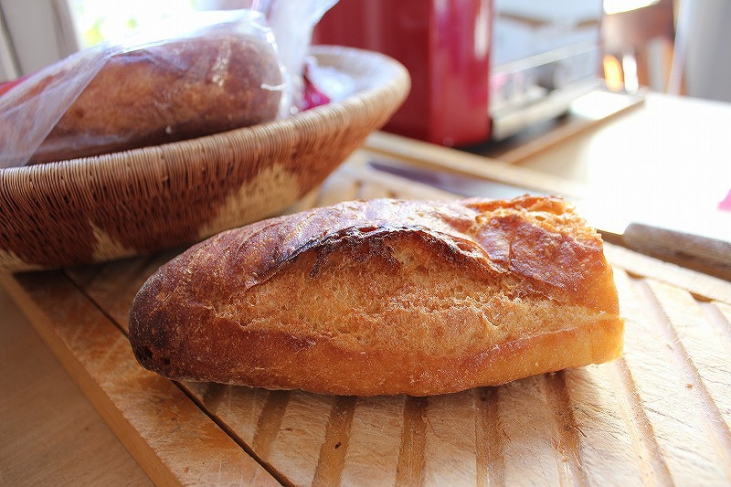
603,0 -> 660,15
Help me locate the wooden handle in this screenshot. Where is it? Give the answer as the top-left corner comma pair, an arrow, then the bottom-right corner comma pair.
622,222 -> 731,280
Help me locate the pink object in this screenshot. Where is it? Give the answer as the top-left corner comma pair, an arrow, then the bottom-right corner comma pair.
0,77 -> 27,97
314,0 -> 491,146
301,74 -> 331,111
719,188 -> 731,212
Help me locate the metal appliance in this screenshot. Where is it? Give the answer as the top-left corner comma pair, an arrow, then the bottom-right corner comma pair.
314,0 -> 603,145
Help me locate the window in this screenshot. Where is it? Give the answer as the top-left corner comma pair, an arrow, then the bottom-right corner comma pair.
0,0 -> 249,81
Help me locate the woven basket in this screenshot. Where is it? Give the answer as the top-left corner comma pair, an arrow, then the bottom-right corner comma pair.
0,46 -> 410,272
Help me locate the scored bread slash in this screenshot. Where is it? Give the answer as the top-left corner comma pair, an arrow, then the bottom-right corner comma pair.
128,195 -> 624,396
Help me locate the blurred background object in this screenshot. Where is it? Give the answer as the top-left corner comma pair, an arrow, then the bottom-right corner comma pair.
314,0 -> 605,145
601,0 -> 676,94
600,0 -> 731,101
670,0 -> 731,102
0,0 -> 729,141
314,0 -> 731,144
0,0 -> 245,79
488,0 -> 603,141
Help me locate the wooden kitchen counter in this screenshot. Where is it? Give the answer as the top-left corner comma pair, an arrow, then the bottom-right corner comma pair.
2,92 -> 731,485
0,280 -> 152,486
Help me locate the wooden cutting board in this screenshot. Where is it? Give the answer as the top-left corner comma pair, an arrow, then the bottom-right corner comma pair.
3,146 -> 731,486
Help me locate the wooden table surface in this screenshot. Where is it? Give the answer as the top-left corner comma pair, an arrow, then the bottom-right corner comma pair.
2,91 -> 730,485
0,276 -> 152,486
473,91 -> 731,244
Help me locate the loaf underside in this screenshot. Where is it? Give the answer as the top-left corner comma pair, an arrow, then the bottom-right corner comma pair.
129,197 -> 624,396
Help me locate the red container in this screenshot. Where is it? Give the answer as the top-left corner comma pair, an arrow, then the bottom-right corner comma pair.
314,0 -> 492,146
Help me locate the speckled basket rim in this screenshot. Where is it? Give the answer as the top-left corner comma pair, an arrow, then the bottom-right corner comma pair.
0,45 -> 411,272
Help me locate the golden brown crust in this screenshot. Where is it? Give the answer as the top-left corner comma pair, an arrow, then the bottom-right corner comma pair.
29,32 -> 282,164
129,196 -> 624,396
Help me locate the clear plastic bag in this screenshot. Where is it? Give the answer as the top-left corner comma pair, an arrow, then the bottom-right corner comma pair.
0,3 -> 339,168
258,0 -> 340,113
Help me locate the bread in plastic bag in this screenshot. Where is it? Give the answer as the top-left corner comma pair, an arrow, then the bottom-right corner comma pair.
0,10 -> 285,167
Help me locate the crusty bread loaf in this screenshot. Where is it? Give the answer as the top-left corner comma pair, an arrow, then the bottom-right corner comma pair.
129,196 -> 624,396
27,31 -> 282,164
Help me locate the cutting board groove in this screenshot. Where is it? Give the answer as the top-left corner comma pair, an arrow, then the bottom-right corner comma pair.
311,395 -> 355,485
4,149 -> 731,486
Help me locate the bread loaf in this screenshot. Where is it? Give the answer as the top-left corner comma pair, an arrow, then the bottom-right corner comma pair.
27,31 -> 283,164
129,196 -> 624,396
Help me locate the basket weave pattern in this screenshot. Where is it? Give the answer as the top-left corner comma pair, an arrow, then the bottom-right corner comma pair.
0,46 -> 410,271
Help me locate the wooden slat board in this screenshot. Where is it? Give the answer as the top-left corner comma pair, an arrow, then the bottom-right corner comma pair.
3,148 -> 731,486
